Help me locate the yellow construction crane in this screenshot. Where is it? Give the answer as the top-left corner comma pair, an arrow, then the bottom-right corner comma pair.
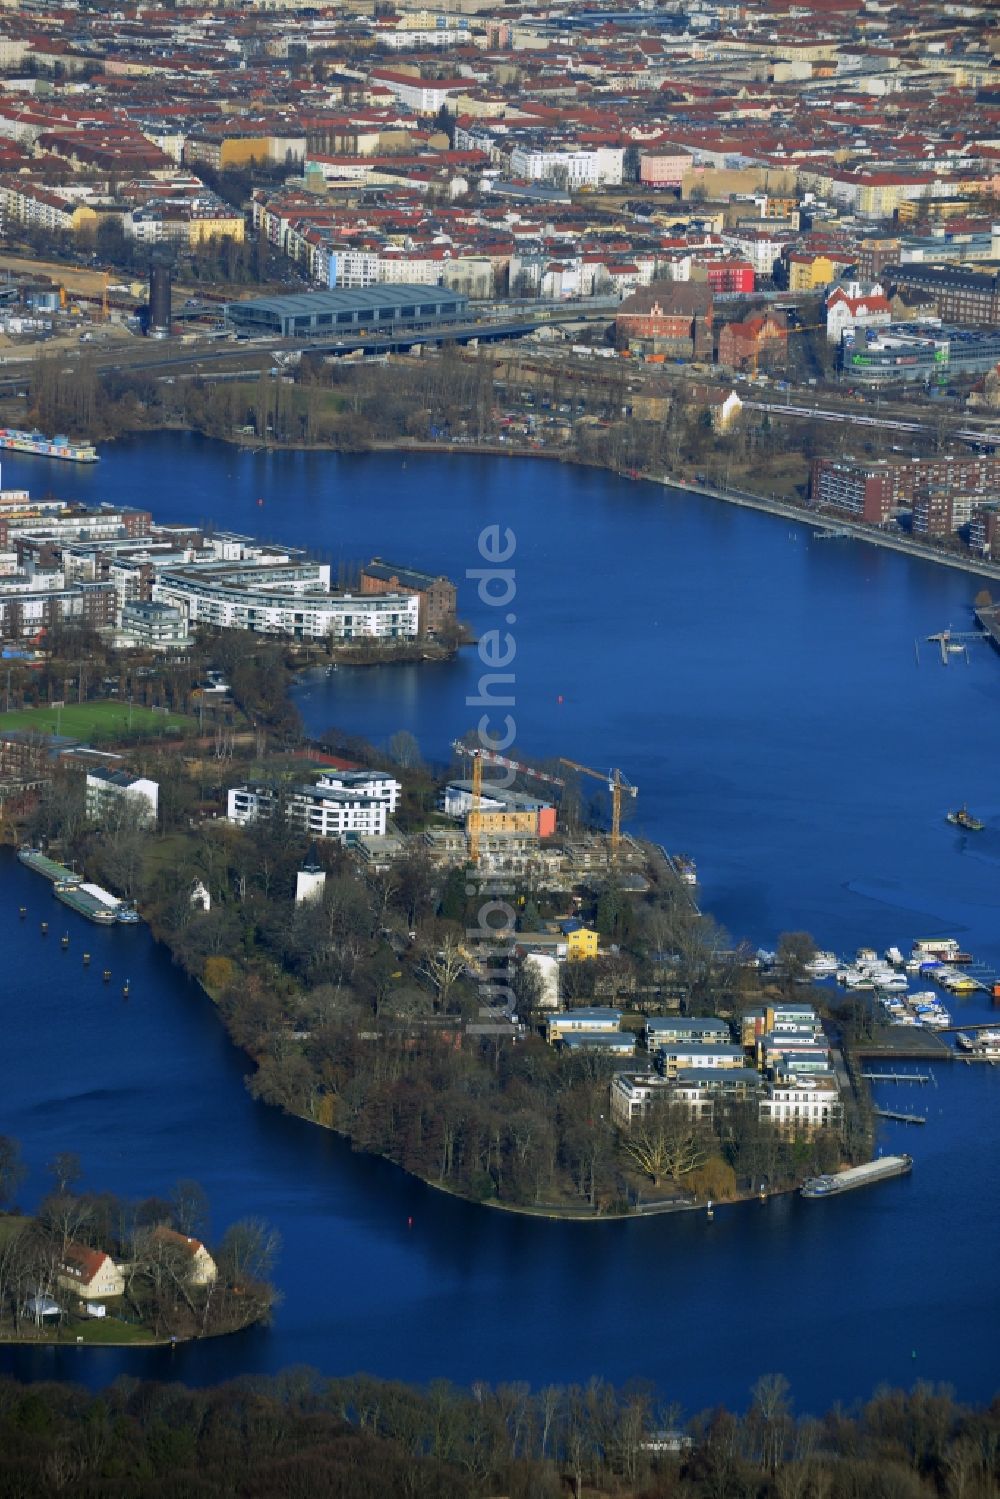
452,741 -> 564,866
558,759 -> 637,862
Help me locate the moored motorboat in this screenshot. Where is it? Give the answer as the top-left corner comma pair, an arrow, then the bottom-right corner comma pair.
947,806 -> 984,831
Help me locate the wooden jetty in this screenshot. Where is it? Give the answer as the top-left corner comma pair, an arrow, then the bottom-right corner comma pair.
862,1071 -> 932,1083
874,1107 -> 926,1125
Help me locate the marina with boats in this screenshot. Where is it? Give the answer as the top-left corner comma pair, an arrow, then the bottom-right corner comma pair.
812,934 -> 998,1010
802,935 -> 1000,1065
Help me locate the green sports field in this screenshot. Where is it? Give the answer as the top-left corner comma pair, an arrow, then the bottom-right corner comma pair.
0,701 -> 195,742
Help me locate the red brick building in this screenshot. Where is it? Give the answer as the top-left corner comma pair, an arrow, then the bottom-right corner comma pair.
360,559 -> 456,637
809,458 -> 909,525
718,311 -> 787,372
615,282 -> 713,359
969,507 -> 1000,559
811,453 -> 1000,534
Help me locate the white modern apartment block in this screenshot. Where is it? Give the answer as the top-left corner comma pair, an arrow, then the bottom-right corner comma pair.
760,1073 -> 842,1129
153,561 -> 419,642
610,1070 -> 671,1128
318,770 -> 401,813
85,769 -> 159,828
508,144 -> 624,188
227,770 -> 401,843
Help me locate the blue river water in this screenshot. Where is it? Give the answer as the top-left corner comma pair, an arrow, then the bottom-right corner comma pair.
0,432 -> 997,1410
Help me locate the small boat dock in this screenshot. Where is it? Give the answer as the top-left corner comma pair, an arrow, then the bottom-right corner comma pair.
861,1071 -> 932,1084
873,1108 -> 926,1125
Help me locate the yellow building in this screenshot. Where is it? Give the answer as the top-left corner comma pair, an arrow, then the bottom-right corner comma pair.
474,809 -> 538,836
566,926 -> 599,961
188,211 -> 246,245
220,137 -> 273,169
788,253 -> 837,292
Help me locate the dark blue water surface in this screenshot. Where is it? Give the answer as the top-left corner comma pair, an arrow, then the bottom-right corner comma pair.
0,432 -> 998,1410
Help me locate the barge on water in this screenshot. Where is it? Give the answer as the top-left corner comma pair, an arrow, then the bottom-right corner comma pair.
800,1154 -> 912,1199
17,847 -> 82,885
0,428 -> 98,463
54,880 -> 121,925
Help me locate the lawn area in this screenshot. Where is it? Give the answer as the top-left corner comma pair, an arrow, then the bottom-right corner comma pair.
66,1316 -> 157,1346
0,701 -> 195,743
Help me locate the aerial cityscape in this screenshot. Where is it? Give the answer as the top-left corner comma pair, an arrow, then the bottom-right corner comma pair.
0,0 -> 997,1490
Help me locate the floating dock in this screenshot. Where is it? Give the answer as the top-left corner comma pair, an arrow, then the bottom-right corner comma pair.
861,1071 -> 931,1083
17,847 -> 82,885
0,428 -> 98,463
800,1154 -> 912,1198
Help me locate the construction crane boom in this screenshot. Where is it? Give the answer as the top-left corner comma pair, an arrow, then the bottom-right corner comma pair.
558,758 -> 637,862
451,741 -> 565,865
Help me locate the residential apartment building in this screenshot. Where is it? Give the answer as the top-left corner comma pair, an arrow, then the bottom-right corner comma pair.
809,458 -> 909,525
760,1074 -> 842,1129
153,564 -> 420,642
672,1067 -> 764,1118
645,1016 -> 731,1050
910,455 -> 1000,538
226,774 -> 399,842
885,264 -> 1000,328
0,581 -> 116,638
509,144 -> 624,190
119,600 -> 190,650
656,1043 -> 745,1079
546,1007 -> 622,1044
610,1069 -> 670,1127
85,769 -> 159,828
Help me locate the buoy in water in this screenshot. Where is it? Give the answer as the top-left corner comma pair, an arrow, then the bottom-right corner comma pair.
407,1216 -> 413,1229
557,695 -> 564,704
19,906 -> 26,918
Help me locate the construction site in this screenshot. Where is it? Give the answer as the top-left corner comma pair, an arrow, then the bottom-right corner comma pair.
354,741 -> 698,908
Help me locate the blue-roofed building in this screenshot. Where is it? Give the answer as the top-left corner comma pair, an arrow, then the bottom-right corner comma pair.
547,1007 -> 622,1045
656,1042 -> 746,1078
224,284 -> 468,338
646,1016 -> 730,1051
561,1032 -> 636,1055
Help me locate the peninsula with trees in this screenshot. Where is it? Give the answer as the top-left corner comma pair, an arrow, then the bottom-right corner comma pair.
0,1140 -> 279,1346
6,611 -> 873,1217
